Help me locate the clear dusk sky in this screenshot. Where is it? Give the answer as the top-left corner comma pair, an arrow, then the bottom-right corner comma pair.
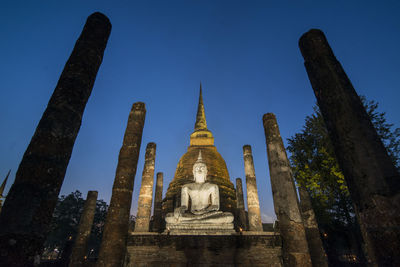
1,1 -> 399,222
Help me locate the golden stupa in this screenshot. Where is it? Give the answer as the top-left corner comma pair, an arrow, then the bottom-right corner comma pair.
162,84 -> 237,215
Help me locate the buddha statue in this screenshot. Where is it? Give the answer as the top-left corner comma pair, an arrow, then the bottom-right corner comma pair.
165,151 -> 234,230
163,86 -> 237,218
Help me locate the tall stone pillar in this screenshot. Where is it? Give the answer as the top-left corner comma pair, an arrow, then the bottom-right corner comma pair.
299,29 -> 400,266
242,145 -> 263,232
298,186 -> 328,267
60,237 -> 74,267
135,142 -> 156,232
0,13 -> 111,267
152,172 -> 163,232
263,113 -> 312,267
97,102 -> 146,267
69,190 -> 98,267
235,178 -> 247,230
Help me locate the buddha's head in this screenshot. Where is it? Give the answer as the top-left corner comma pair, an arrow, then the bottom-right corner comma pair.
193,150 -> 208,183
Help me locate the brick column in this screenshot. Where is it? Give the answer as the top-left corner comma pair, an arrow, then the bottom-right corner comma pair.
152,172 -> 163,232
299,29 -> 400,266
263,113 -> 311,267
69,191 -> 98,267
243,145 -> 263,232
298,186 -> 328,267
97,102 -> 146,267
0,13 -> 111,267
135,142 -> 156,232
235,178 -> 247,230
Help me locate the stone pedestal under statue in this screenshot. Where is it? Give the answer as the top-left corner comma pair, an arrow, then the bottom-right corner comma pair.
165,151 -> 234,234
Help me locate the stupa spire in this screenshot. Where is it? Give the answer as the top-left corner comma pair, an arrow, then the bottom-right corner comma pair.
194,83 -> 208,131
0,170 -> 10,198
190,83 -> 214,146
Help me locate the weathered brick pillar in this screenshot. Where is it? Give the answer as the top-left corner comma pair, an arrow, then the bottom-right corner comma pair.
263,113 -> 312,267
0,12 -> 111,267
135,142 -> 156,232
152,172 -> 163,232
60,237 -> 74,267
299,29 -> 400,266
235,178 -> 247,230
69,190 -> 98,267
298,186 -> 328,267
97,102 -> 146,267
242,145 -> 263,232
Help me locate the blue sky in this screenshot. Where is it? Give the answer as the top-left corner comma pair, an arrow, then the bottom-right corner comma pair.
1,1 -> 399,222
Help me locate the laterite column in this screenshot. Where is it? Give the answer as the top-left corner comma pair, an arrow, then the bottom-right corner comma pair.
243,145 -> 263,232
235,178 -> 247,230
263,113 -> 311,267
69,190 -> 98,267
299,29 -> 400,266
0,13 -> 111,267
97,102 -> 146,267
298,186 -> 328,267
152,172 -> 163,232
135,142 -> 156,232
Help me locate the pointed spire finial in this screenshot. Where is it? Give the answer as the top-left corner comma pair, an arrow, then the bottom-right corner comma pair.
194,82 -> 207,131
0,170 -> 10,198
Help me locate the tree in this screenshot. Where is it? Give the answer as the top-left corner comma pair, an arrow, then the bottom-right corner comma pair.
362,96 -> 400,170
287,97 -> 400,226
43,190 -> 108,259
44,190 -> 85,252
287,107 -> 352,227
287,97 -> 400,264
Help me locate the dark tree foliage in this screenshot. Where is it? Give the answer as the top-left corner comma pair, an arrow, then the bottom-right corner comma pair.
287,97 -> 400,264
45,191 -> 85,250
43,190 -> 107,258
362,96 -> 400,170
287,97 -> 400,226
287,107 -> 352,227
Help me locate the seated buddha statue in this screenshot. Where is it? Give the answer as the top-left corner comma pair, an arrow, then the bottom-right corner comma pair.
165,151 -> 234,227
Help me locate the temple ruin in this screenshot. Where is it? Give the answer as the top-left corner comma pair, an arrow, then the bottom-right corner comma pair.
125,87 -> 285,266
1,11 -> 398,267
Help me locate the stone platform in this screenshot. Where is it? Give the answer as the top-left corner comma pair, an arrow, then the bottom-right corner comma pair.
165,222 -> 235,235
165,229 -> 236,235
125,232 -> 283,267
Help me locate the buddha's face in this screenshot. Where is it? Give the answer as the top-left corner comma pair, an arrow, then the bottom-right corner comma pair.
193,163 -> 207,183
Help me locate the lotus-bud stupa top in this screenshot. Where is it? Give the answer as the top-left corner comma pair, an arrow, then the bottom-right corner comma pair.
163,84 -> 237,215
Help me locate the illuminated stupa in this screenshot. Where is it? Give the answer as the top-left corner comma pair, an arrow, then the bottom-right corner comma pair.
162,84 -> 237,216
